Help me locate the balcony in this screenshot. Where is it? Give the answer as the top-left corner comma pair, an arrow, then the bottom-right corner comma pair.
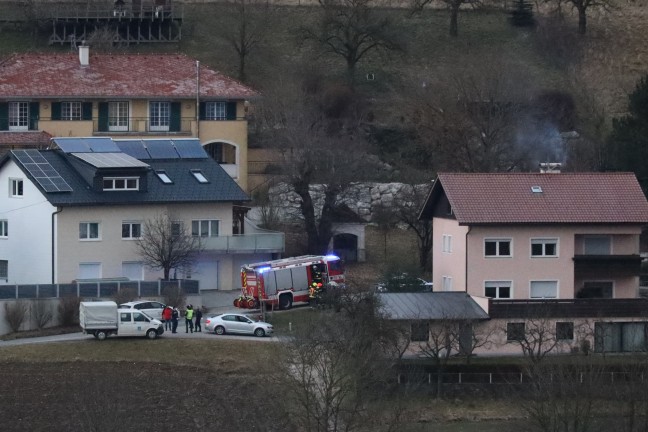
93,117 -> 196,135
573,254 -> 642,278
200,233 -> 284,253
489,298 -> 648,319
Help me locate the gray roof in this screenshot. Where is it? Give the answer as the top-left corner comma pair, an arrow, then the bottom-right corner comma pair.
378,292 -> 489,320
2,146 -> 249,207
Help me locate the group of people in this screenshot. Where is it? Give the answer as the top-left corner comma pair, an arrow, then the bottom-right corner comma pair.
161,305 -> 203,334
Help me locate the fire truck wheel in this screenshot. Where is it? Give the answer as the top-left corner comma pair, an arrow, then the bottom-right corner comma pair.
247,298 -> 256,309
279,294 -> 292,310
233,298 -> 240,308
214,326 -> 225,335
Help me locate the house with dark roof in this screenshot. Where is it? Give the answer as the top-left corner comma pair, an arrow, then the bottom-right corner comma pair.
395,171 -> 648,355
0,47 -> 257,191
0,137 -> 283,291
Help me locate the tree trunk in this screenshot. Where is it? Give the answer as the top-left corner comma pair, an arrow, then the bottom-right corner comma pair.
238,52 -> 247,83
449,6 -> 459,37
578,7 -> 587,34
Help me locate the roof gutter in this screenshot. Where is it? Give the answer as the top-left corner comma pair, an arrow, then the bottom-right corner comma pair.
465,225 -> 471,293
51,207 -> 63,284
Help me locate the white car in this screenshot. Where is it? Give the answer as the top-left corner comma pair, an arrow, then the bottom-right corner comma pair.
374,274 -> 433,293
204,313 -> 273,337
119,300 -> 166,321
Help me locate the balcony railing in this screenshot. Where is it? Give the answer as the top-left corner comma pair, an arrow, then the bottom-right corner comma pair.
200,233 -> 284,253
489,298 -> 648,319
573,254 -> 642,278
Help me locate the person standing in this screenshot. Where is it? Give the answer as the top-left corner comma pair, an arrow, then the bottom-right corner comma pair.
162,306 -> 173,331
171,307 -> 179,333
194,308 -> 203,332
185,305 -> 194,333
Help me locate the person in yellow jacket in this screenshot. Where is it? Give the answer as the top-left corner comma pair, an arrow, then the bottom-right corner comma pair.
185,305 -> 194,333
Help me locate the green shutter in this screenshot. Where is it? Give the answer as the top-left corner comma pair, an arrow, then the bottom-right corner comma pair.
51,102 -> 61,120
199,102 -> 206,120
0,103 -> 7,130
98,102 -> 109,132
170,102 -> 181,132
226,102 -> 237,120
82,102 -> 93,121
29,102 -> 39,130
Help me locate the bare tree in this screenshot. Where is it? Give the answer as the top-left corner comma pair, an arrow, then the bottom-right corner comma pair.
257,83 -> 380,254
414,317 -> 460,398
302,0 -> 404,87
134,213 -> 202,280
560,0 -> 614,34
412,0 -> 479,37
4,301 -> 29,333
32,300 -> 53,330
391,184 -> 432,271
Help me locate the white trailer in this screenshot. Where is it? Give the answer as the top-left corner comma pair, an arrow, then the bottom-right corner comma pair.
79,301 -> 164,340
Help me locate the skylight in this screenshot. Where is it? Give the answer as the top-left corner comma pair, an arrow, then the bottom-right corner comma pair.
531,186 -> 543,193
191,169 -> 208,183
156,170 -> 172,184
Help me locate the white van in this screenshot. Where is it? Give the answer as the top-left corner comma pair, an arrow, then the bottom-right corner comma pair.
80,301 -> 164,340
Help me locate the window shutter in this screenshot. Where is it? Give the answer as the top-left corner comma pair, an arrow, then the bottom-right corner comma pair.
98,102 -> 109,132
170,102 -> 181,131
51,102 -> 62,120
226,102 -> 237,120
82,102 -> 93,120
0,103 -> 7,130
29,102 -> 40,130
199,102 -> 206,120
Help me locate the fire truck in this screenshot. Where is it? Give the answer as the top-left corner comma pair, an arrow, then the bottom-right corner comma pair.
234,255 -> 345,310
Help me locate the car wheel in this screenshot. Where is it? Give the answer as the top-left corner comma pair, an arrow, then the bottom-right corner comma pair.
279,294 -> 292,310
95,330 -> 107,341
146,329 -> 158,340
254,328 -> 265,337
215,326 -> 225,335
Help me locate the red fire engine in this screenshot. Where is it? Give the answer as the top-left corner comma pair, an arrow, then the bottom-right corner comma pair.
234,255 -> 345,310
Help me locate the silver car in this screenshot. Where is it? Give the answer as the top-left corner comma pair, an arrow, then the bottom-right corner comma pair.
204,313 -> 273,337
119,300 -> 166,321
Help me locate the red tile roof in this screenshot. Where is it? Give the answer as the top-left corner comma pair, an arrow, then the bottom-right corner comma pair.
422,172 -> 648,224
0,53 -> 258,99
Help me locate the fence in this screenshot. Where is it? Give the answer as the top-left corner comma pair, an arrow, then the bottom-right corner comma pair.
0,279 -> 199,300
397,371 -> 648,386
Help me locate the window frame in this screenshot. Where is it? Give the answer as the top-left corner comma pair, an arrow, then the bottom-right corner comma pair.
79,222 -> 101,241
0,220 -> 7,238
507,322 -> 525,342
191,169 -> 209,184
583,235 -> 612,255
121,222 -> 142,240
8,101 -> 29,131
410,321 -> 430,342
556,322 -> 574,340
191,219 -> 219,237
61,101 -> 82,121
155,170 -> 173,184
108,101 -> 129,131
442,275 -> 453,291
103,177 -> 139,191
529,280 -> 558,299
442,234 -> 453,253
530,238 -> 559,258
149,101 -> 170,131
484,238 -> 512,257
10,178 -> 23,198
0,260 -> 7,280
484,280 -> 512,299
205,101 -> 227,120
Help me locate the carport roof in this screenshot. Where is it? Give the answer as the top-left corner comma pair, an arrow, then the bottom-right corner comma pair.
378,292 -> 489,320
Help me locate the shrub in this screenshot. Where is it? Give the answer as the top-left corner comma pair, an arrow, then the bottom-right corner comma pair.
58,296 -> 80,327
32,300 -> 53,330
162,286 -> 186,309
112,287 -> 137,305
4,301 -> 29,333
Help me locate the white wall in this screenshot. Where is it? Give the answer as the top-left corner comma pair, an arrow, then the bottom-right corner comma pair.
0,160 -> 56,284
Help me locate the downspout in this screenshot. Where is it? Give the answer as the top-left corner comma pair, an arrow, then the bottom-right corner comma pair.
465,225 -> 472,293
195,60 -> 200,137
51,207 -> 63,284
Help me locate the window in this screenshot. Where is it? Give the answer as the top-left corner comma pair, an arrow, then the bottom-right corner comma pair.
531,238 -> 558,257
205,101 -> 227,120
442,234 -> 453,253
484,239 -> 511,257
0,220 -> 7,238
484,281 -> 512,299
61,101 -> 82,120
0,260 -> 7,280
507,322 -> 525,341
156,170 -> 172,184
171,221 -> 183,237
78,262 -> 101,279
122,222 -> 142,239
191,169 -> 208,183
9,101 -> 28,130
109,101 -> 129,131
120,313 -> 131,323
578,281 -> 613,299
149,101 -> 170,131
79,222 -> 100,240
411,321 -> 429,342
584,236 -> 611,255
556,322 -> 574,340
192,220 -> 219,237
122,262 -> 143,280
442,276 -> 453,291
133,312 -> 148,322
10,178 -> 23,197
103,177 -> 139,191
530,281 -> 558,299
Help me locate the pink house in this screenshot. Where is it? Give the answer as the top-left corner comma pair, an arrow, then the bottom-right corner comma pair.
419,172 -> 648,301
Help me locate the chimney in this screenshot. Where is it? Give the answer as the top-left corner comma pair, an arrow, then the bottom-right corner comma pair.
539,162 -> 562,174
79,43 -> 89,66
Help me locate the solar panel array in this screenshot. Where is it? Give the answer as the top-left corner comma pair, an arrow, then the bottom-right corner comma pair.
13,150 -> 73,193
53,137 -> 120,153
72,152 -> 150,169
115,139 -> 208,160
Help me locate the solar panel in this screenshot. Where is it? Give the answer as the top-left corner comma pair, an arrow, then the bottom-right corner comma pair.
173,139 -> 208,159
13,150 -> 73,193
145,140 -> 180,159
88,138 -> 120,153
114,140 -> 151,160
72,152 -> 150,169
52,138 -> 91,153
